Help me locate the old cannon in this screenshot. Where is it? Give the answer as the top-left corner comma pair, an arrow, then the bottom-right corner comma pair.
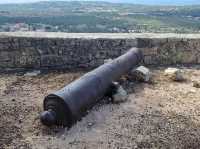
40,48 -> 143,127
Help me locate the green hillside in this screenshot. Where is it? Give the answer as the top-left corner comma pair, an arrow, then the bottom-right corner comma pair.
0,1 -> 200,33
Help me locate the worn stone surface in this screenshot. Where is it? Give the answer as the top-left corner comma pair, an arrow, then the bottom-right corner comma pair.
193,81 -> 200,88
0,32 -> 200,71
2,67 -> 200,149
164,67 -> 185,81
112,86 -> 128,103
24,70 -> 41,77
104,59 -> 113,64
131,66 -> 152,82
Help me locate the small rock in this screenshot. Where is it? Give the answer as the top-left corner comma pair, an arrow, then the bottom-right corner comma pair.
164,68 -> 184,81
158,103 -> 164,107
112,86 -> 128,103
19,119 -> 23,124
11,98 -> 16,102
104,59 -> 112,64
193,81 -> 200,88
131,66 -> 152,82
189,89 -> 196,93
24,70 -> 41,77
105,82 -> 119,99
47,137 -> 51,141
87,122 -> 94,127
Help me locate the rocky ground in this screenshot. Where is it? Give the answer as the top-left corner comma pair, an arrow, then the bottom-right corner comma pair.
1,66 -> 200,149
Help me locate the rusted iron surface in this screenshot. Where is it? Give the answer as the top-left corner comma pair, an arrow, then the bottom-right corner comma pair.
40,48 -> 143,127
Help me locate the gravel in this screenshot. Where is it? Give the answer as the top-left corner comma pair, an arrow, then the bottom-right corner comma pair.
1,67 -> 200,149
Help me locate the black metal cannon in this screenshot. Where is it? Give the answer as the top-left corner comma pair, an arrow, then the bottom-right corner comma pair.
40,48 -> 143,127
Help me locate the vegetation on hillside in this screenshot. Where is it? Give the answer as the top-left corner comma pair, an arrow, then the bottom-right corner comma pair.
0,1 -> 200,33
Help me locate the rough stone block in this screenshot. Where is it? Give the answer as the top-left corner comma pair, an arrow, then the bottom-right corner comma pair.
144,55 -> 158,65
0,43 -> 10,50
193,81 -> 200,88
137,38 -> 154,48
14,55 -> 40,68
112,85 -> 128,103
125,39 -> 137,46
141,47 -> 158,56
24,70 -> 41,77
0,34 -> 200,71
131,66 -> 152,82
197,55 -> 200,64
40,55 -> 64,67
164,68 -> 185,81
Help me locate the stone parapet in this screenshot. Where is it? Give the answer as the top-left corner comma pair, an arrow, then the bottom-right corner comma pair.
0,32 -> 200,71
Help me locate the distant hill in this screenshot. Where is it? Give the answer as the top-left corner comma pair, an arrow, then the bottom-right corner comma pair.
0,1 -> 200,33
44,0 -> 200,5
108,0 -> 200,5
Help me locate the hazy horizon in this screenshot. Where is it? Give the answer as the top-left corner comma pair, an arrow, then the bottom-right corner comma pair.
1,0 -> 200,5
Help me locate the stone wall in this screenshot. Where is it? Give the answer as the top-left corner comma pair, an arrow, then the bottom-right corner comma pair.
0,32 -> 200,71
138,38 -> 200,65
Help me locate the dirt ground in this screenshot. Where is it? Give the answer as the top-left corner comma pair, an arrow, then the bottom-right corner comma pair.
1,66 -> 200,149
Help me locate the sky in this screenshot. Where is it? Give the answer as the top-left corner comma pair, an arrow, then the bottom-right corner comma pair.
0,0 -> 48,4
0,0 -> 200,5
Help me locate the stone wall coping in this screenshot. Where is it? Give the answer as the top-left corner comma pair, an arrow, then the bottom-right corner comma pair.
1,32 -> 200,39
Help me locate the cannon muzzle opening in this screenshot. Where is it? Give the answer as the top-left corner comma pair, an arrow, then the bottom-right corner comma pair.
40,110 -> 56,126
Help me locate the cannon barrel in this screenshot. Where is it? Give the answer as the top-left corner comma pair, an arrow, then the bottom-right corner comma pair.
40,48 -> 143,127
